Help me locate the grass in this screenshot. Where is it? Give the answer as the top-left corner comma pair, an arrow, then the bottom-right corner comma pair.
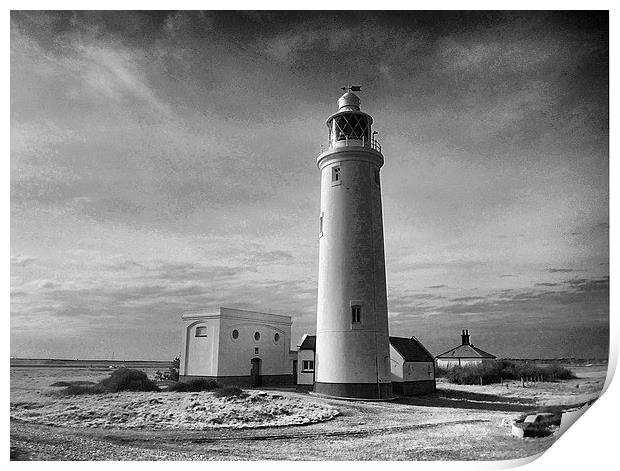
437,360 -> 576,385
213,386 -> 247,398
167,378 -> 222,392
57,368 -> 160,395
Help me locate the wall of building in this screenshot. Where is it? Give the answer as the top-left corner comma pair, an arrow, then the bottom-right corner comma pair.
180,317 -> 220,377
392,380 -> 436,395
297,349 -> 315,385
389,345 -> 435,383
180,308 -> 294,384
436,358 -> 484,369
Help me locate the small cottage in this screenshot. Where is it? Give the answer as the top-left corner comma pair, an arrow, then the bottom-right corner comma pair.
389,336 -> 436,395
296,334 -> 436,395
297,334 -> 316,387
435,329 -> 496,369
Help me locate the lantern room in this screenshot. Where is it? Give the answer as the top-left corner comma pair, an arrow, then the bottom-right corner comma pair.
325,89 -> 380,152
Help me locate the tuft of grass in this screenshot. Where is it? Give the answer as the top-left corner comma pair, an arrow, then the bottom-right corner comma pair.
57,368 -> 159,395
213,386 -> 247,398
437,360 -> 576,385
168,379 -> 222,392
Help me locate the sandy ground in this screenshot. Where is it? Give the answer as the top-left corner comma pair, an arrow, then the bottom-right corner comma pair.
10,364 -> 607,461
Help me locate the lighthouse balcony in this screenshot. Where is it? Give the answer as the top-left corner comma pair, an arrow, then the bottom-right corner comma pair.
320,136 -> 382,155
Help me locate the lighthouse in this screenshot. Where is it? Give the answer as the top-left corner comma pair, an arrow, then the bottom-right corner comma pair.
314,87 -> 393,399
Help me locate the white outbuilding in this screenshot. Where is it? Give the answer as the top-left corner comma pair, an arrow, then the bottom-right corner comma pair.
297,334 -> 316,388
295,334 -> 436,395
389,336 -> 436,395
435,329 -> 497,369
179,307 -> 297,387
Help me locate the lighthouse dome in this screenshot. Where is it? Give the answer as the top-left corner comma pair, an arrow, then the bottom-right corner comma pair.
338,91 -> 361,111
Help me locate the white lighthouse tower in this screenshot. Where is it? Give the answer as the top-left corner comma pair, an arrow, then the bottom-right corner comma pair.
314,87 -> 393,399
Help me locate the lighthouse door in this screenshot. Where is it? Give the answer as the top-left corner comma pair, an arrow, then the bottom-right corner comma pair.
250,358 -> 262,387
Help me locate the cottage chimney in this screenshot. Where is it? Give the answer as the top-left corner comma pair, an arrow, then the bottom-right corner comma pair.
461,329 -> 470,345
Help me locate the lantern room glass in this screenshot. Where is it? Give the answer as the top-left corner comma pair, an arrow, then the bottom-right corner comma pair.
328,113 -> 371,145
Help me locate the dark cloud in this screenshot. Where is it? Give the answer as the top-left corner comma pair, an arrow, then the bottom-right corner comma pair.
427,285 -> 448,289
547,268 -> 578,273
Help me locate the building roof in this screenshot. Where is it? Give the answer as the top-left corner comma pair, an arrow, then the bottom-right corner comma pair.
389,336 -> 434,362
435,344 -> 497,359
299,335 -> 316,351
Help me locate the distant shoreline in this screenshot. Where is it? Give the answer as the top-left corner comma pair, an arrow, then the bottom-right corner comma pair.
10,358 -> 174,368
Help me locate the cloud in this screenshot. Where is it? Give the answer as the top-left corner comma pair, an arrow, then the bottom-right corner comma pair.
547,268 -> 578,273
243,250 -> 293,265
450,296 -> 486,302
11,255 -> 35,267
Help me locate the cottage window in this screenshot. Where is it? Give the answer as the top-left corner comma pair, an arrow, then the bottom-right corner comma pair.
351,305 -> 361,324
302,360 -> 314,371
195,326 -> 207,337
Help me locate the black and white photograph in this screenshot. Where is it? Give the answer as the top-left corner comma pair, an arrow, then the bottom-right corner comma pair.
9,8 -> 610,462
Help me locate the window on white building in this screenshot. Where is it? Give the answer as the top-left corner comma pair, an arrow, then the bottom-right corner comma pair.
195,326 -> 207,337
302,360 -> 314,371
351,305 -> 361,324
254,331 -> 260,341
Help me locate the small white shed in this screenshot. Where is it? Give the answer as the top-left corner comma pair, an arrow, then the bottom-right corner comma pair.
389,336 -> 436,395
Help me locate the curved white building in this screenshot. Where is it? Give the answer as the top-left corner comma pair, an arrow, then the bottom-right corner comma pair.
314,89 -> 393,399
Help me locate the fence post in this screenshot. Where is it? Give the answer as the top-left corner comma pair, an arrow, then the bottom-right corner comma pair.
479,376 -> 482,386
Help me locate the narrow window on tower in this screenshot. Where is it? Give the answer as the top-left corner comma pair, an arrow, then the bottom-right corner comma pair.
351,305 -> 361,324
332,165 -> 341,186
319,212 -> 324,238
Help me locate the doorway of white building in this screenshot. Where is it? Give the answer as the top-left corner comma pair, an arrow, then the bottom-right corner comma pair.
250,358 -> 261,387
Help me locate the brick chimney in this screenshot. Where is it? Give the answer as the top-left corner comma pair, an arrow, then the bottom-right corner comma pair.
461,329 -> 470,345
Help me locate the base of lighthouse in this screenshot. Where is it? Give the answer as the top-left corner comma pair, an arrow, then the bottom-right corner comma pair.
314,382 -> 393,400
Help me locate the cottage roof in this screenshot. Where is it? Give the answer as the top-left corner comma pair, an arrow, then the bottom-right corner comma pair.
389,336 -> 434,362
299,335 -> 316,351
435,343 -> 496,359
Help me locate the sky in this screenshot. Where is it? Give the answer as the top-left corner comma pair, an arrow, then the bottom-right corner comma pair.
10,11 -> 609,360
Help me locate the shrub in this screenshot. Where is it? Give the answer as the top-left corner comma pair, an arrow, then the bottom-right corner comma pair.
56,368 -> 160,395
168,379 -> 222,392
59,383 -> 106,396
213,386 -> 247,398
440,360 -> 576,385
50,381 -> 96,387
99,368 -> 160,393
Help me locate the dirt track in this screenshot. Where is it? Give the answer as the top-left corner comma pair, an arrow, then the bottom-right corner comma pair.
10,365 -> 606,460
